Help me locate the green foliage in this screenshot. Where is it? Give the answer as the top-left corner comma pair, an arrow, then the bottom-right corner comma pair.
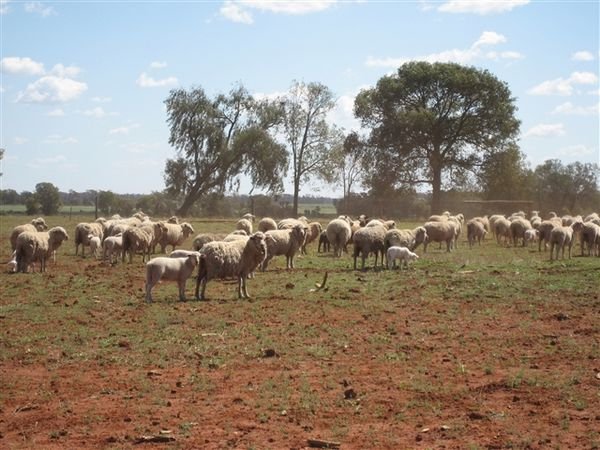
34,182 -> 62,215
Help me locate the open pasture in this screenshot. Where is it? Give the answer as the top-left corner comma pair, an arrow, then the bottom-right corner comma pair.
1,215 -> 599,449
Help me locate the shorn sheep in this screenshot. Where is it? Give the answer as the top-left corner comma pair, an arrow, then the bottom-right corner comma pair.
326,218 -> 352,257
145,254 -> 200,303
353,225 -> 386,270
195,232 -> 267,300
9,217 -> 49,250
262,225 -> 307,270
15,226 -> 69,273
386,246 -> 419,270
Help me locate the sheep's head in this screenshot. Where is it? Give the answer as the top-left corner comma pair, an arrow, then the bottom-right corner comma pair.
292,224 -> 306,242
49,226 -> 69,242
248,232 -> 267,259
416,227 -> 428,244
32,218 -> 48,231
167,216 -> 179,224
181,222 -> 195,237
187,254 -> 200,267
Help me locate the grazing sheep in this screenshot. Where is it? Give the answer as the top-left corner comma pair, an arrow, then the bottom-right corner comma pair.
257,217 -> 277,233
538,219 -> 562,252
423,221 -> 458,253
384,226 -> 428,252
122,226 -> 154,263
473,216 -> 490,236
236,218 -> 253,235
488,214 -> 505,239
493,217 -> 512,246
387,246 -> 419,270
510,217 -> 533,247
549,222 -> 584,261
192,233 -> 227,251
262,225 -> 307,270
580,222 -> 600,256
9,218 -> 49,250
15,226 -> 69,273
318,230 -> 330,253
158,222 -> 195,253
102,234 -> 123,264
466,219 -> 487,248
353,225 -> 386,270
524,229 -> 539,247
302,222 -> 323,254
74,219 -> 106,257
88,234 -> 102,259
195,232 -> 267,300
448,215 -> 464,248
145,254 -> 200,303
326,218 -> 352,257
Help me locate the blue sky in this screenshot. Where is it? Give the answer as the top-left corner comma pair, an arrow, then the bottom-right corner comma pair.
1,0 -> 599,197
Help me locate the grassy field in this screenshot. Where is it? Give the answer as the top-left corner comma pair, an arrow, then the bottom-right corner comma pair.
1,214 -> 599,449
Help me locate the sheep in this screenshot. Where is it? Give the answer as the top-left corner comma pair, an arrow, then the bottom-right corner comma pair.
102,234 -> 123,264
488,214 -> 505,239
524,229 -> 539,247
74,219 -> 106,257
366,219 -> 394,229
538,218 -> 562,252
423,221 -> 458,253
473,216 -> 490,236
122,226 -> 154,263
145,254 -> 200,303
493,217 -> 512,246
236,218 -> 253,235
88,234 -> 102,259
257,217 -> 277,233
510,217 -> 533,247
224,231 -> 249,242
192,233 -> 227,251
352,224 -> 387,270
428,212 -> 451,222
326,218 -> 352,257
580,222 -> 600,256
195,232 -> 267,300
302,222 -> 323,254
167,216 -> 179,224
318,230 -> 330,253
169,249 -> 202,259
262,225 -> 307,270
15,226 -> 69,273
549,222 -> 584,261
6,251 -> 17,273
386,246 -> 419,270
384,226 -> 428,252
9,218 -> 49,250
158,222 -> 195,253
466,219 -> 487,248
448,215 -> 464,248
277,217 -> 308,230
583,212 -> 599,223
242,213 -> 256,223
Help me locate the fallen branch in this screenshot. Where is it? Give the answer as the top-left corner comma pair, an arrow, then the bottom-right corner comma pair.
310,272 -> 328,292
307,438 -> 341,449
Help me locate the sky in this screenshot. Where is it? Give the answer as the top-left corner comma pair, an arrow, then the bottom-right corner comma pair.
1,0 -> 599,198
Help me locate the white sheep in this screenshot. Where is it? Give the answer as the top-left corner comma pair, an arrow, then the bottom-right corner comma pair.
192,233 -> 227,251
158,222 -> 195,253
423,221 -> 458,253
580,222 -> 600,257
74,219 -> 106,257
386,246 -> 419,270
549,222 -> 584,261
384,226 -> 428,252
509,217 -> 533,247
523,229 -> 539,247
257,217 -> 277,233
235,218 -> 253,235
326,218 -> 352,257
145,254 -> 200,303
9,218 -> 49,250
493,217 -> 512,246
6,250 -> 17,273
122,226 -> 154,263
169,249 -> 202,259
302,222 -> 323,254
102,234 -> 123,264
242,213 -> 256,223
88,234 -> 102,259
466,219 -> 487,248
538,218 -> 562,252
353,225 -> 387,270
278,217 -> 308,230
15,226 -> 69,273
262,225 -> 307,270
195,232 -> 267,300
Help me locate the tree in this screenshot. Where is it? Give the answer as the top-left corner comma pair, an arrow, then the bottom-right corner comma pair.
324,131 -> 365,200
35,182 -> 61,215
279,80 -> 338,216
164,84 -> 288,216
479,144 -> 533,200
354,61 -> 520,214
98,190 -> 117,215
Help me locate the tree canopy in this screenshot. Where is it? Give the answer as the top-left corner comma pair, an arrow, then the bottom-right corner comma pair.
164,84 -> 288,216
354,61 -> 521,214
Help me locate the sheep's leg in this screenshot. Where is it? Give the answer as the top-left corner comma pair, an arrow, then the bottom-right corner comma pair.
145,282 -> 153,303
178,281 -> 186,302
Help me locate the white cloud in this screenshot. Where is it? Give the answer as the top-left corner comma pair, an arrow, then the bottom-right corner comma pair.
552,101 -> 599,116
1,0 -> 10,15
523,123 -> 566,138
81,106 -> 117,118
366,31 -> 522,67
556,144 -> 594,157
109,123 -> 140,135
14,136 -> 28,145
150,61 -> 168,69
49,63 -> 81,78
136,72 -> 178,88
16,75 -> 88,103
328,94 -> 360,132
24,1 -> 56,16
220,0 -> 336,23
438,0 -> 529,15
1,56 -> 45,75
528,72 -> 598,96
43,134 -> 78,144
571,51 -> 594,62
47,108 -> 65,117
91,96 -> 111,103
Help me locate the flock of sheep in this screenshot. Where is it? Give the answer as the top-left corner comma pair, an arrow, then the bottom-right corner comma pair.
6,208 -> 600,302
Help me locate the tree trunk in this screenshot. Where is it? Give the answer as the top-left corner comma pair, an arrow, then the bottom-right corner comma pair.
177,191 -> 201,216
431,166 -> 442,215
292,176 -> 300,217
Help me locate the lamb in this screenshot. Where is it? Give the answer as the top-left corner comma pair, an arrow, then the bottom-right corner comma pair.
195,232 -> 267,300
384,226 -> 428,252
145,254 -> 200,303
257,217 -> 277,233
352,224 -> 386,270
158,222 -> 195,253
386,246 -> 419,270
9,217 -> 49,250
318,230 -> 330,253
15,226 -> 69,273
192,233 -> 227,251
549,222 -> 584,261
74,219 -> 106,257
88,234 -> 102,259
6,251 -> 17,273
423,221 -> 458,253
102,234 -> 123,264
235,218 -> 253,235
302,222 -> 323,254
524,229 -> 539,247
579,222 -> 600,256
510,217 -> 533,247
326,218 -> 352,257
466,219 -> 487,248
262,225 -> 307,270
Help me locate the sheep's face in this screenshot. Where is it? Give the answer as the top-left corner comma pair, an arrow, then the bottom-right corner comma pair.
50,227 -> 69,242
182,223 -> 195,237
292,225 -> 306,241
249,233 -> 267,258
416,227 -> 428,243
